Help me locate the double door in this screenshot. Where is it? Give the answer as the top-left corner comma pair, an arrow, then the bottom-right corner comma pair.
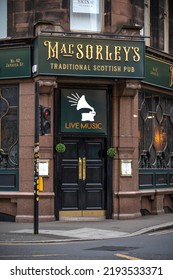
57,138 -> 106,217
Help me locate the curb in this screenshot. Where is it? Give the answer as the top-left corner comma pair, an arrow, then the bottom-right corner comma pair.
129,222 -> 173,237
0,222 -> 173,244
0,238 -> 83,244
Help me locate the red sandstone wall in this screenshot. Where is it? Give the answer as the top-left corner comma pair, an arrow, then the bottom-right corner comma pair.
7,0 -> 144,37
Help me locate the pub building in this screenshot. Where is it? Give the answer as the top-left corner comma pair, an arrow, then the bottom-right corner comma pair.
0,0 -> 173,222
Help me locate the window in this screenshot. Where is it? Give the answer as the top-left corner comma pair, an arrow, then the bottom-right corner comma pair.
70,0 -> 103,32
0,0 -> 7,38
138,91 -> 173,169
150,0 -> 165,51
0,85 -> 19,191
144,0 -> 171,53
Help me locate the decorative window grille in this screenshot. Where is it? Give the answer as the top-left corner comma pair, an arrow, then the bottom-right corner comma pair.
0,86 -> 19,169
138,91 -> 173,169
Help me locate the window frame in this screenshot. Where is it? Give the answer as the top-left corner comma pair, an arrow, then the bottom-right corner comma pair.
144,0 -> 169,53
70,0 -> 104,33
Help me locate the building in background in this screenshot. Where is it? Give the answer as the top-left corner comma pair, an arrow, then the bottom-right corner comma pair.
0,0 -> 173,222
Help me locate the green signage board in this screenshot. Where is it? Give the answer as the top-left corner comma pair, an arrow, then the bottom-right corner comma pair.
0,47 -> 31,79
61,88 -> 107,134
144,55 -> 173,90
34,36 -> 145,79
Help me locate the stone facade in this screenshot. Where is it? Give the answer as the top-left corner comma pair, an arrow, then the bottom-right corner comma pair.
7,0 -> 143,37
0,0 -> 173,222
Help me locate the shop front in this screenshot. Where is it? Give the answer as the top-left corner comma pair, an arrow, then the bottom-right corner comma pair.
0,42 -> 33,221
139,49 -> 173,215
0,33 -> 145,222
33,35 -> 145,220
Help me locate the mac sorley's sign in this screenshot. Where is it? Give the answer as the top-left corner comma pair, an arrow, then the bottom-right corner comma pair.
33,36 -> 145,78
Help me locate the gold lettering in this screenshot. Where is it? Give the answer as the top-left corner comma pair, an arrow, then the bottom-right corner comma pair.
114,46 -> 121,61
60,44 -> 74,57
50,63 -> 56,69
65,122 -> 102,130
94,123 -> 102,129
96,45 -> 103,60
86,45 -> 93,60
81,123 -> 88,129
93,65 -> 122,72
124,66 -> 135,72
65,123 -> 70,129
133,47 -> 140,62
44,40 -> 143,72
68,44 -> 74,55
76,44 -> 84,59
60,44 -> 68,55
123,47 -> 131,61
76,122 -> 80,129
105,46 -> 112,61
71,123 -> 76,129
44,41 -> 59,60
170,66 -> 173,87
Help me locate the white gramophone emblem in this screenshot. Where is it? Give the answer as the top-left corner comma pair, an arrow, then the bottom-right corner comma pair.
67,93 -> 96,121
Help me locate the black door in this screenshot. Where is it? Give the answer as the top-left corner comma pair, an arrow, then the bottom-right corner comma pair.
56,137 -> 106,217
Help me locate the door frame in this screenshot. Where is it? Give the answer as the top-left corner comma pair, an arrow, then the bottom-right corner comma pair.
54,85 -> 113,220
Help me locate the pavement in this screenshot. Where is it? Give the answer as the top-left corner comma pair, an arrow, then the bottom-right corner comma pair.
0,213 -> 173,243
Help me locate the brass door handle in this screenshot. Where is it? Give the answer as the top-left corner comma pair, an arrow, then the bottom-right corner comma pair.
82,157 -> 86,181
78,157 -> 82,180
78,157 -> 86,181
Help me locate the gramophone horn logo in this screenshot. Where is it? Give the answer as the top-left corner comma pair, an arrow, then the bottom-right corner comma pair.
67,93 -> 96,121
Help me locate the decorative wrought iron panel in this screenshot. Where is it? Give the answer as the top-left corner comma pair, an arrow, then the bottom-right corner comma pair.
139,91 -> 173,169
0,85 -> 19,188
